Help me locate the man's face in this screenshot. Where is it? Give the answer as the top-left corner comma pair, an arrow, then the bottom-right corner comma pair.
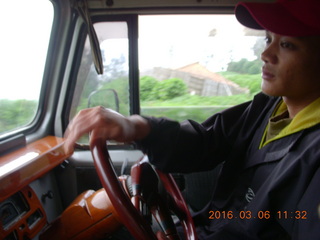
261,31 -> 320,104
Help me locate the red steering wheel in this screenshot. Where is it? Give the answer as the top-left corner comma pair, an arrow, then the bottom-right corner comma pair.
90,138 -> 197,240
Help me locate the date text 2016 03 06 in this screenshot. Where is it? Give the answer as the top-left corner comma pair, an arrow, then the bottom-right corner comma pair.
208,210 -> 308,220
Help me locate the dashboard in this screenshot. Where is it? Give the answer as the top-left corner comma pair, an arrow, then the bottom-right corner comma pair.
0,136 -> 67,240
0,136 -> 143,240
0,186 -> 46,240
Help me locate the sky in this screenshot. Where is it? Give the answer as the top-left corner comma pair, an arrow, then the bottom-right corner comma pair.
0,0 -> 53,100
138,15 -> 264,72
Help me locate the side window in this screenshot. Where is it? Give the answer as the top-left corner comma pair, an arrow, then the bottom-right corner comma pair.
0,0 -> 53,137
70,21 -> 130,144
139,15 -> 264,122
70,22 -> 130,117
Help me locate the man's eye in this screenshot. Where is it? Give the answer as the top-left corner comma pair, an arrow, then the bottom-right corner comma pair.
280,41 -> 294,49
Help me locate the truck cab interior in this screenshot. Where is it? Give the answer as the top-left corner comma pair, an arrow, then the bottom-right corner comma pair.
0,0 -> 272,239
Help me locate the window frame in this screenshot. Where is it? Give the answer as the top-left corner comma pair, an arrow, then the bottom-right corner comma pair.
0,1 -> 56,141
62,14 -> 140,132
61,8 -> 257,138
0,0 -> 73,152
0,4 -> 243,153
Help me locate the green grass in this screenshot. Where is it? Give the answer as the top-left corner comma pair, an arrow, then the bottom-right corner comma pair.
218,72 -> 262,95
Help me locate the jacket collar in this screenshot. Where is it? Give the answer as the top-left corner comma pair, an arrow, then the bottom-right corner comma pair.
260,96 -> 320,148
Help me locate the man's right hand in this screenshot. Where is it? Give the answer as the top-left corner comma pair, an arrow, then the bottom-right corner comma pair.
63,106 -> 150,155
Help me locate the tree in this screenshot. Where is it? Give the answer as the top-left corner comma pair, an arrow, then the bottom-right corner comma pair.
226,37 -> 264,74
102,54 -> 127,82
227,58 -> 262,74
151,78 -> 187,101
253,37 -> 265,59
140,76 -> 158,101
0,99 -> 37,133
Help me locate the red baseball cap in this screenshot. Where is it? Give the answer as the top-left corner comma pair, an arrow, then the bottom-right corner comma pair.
235,0 -> 320,37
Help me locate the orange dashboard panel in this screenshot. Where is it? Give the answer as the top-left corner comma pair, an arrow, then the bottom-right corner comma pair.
0,186 -> 47,240
39,188 -> 121,240
0,136 -> 69,202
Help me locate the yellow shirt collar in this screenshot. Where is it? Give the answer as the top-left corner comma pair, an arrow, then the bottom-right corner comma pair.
260,97 -> 320,148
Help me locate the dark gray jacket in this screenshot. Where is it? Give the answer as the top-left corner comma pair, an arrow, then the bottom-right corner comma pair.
138,93 -> 320,239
